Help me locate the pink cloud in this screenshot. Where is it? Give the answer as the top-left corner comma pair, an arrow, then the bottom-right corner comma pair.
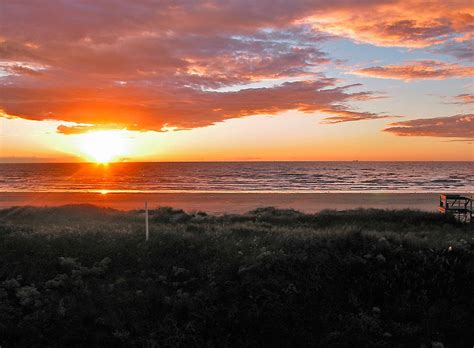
384,114 -> 474,139
0,0 -> 471,133
451,94 -> 474,105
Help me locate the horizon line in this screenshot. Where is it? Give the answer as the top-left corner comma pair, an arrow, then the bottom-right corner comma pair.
0,160 -> 473,164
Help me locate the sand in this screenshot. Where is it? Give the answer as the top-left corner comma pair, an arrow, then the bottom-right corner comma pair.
0,192 -> 440,213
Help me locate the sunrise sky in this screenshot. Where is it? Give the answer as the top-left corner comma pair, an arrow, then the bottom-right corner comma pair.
0,0 -> 473,162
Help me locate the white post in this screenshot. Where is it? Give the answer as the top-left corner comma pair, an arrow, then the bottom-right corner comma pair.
145,200 -> 149,242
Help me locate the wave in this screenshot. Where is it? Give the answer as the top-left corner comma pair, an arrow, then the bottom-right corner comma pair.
0,162 -> 472,193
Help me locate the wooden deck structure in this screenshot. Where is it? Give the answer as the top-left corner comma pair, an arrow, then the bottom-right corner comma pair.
439,194 -> 473,223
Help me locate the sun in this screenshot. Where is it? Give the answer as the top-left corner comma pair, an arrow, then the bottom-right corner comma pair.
77,130 -> 130,163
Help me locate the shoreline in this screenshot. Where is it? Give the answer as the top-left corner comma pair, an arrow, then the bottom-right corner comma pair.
0,192 -> 443,213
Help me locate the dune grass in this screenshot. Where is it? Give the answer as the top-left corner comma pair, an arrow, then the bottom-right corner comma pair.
0,205 -> 472,347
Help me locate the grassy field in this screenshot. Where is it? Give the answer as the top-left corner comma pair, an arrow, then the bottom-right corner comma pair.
0,205 -> 472,347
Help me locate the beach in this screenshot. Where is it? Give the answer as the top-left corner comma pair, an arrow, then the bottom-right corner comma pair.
0,192 -> 440,213
1,162 -> 469,213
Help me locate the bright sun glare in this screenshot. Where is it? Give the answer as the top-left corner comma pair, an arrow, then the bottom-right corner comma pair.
77,130 -> 130,163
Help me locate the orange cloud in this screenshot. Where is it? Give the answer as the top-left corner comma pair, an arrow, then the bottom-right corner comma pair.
352,60 -> 474,80
1,81 -> 391,134
56,124 -> 127,135
384,114 -> 474,139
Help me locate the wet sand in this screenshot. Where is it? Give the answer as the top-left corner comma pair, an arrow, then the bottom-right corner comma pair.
0,192 -> 440,213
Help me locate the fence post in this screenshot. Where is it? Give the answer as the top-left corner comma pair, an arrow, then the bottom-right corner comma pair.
145,200 -> 149,242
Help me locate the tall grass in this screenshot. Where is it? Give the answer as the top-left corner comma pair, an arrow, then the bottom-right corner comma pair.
0,205 -> 472,346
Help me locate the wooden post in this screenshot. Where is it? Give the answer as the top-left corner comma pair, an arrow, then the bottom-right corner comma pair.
145,200 -> 149,241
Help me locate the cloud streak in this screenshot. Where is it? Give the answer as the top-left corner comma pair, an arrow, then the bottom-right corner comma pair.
452,94 -> 474,105
384,114 -> 474,139
353,61 -> 474,80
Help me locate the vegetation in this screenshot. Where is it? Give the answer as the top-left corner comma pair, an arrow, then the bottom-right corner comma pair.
0,205 -> 472,347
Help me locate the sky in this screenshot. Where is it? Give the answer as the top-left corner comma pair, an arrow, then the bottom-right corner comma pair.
0,0 -> 473,162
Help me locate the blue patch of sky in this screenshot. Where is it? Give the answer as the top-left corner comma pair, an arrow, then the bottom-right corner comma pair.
319,37 -> 472,119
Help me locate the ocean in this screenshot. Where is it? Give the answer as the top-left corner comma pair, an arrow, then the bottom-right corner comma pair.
0,162 -> 472,193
